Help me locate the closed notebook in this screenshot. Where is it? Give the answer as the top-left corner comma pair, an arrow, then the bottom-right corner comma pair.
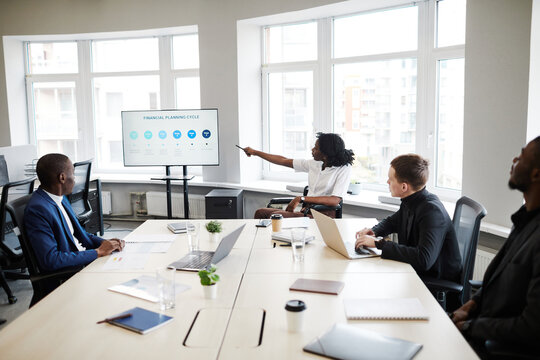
271,231 -> 315,244
304,323 -> 423,360
167,222 -> 194,234
108,307 -> 173,334
290,278 -> 344,295
344,298 -> 429,320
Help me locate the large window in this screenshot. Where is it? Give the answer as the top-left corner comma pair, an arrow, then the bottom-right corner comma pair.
25,31 -> 200,173
262,0 -> 466,194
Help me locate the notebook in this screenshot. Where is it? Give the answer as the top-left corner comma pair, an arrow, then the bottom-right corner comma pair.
107,307 -> 173,334
303,323 -> 423,360
167,222 -> 195,234
343,298 -> 429,320
271,231 -> 315,244
290,278 -> 344,295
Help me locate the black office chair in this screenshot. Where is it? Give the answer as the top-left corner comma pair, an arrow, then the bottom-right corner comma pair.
423,196 -> 487,311
267,186 -> 343,218
6,194 -> 82,307
67,160 -> 93,227
0,170 -> 36,304
484,340 -> 540,359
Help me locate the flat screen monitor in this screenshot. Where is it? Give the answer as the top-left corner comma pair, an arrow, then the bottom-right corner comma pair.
121,109 -> 219,166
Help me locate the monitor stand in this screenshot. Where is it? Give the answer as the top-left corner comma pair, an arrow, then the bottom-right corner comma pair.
151,165 -> 194,219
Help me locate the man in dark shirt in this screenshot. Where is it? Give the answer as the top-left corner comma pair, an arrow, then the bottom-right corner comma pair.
355,154 -> 462,282
450,137 -> 540,357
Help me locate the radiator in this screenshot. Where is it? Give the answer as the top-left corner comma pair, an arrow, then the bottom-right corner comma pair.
101,191 -> 112,215
145,191 -> 206,219
472,249 -> 496,281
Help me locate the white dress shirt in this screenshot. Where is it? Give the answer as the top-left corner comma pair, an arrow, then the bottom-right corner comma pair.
292,159 -> 351,197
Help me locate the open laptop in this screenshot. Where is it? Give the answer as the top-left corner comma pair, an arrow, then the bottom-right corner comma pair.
311,209 -> 381,259
170,224 -> 246,271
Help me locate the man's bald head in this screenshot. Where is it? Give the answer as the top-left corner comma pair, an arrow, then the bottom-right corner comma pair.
36,154 -> 72,189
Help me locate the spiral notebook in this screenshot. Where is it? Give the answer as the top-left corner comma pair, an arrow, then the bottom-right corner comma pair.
343,298 -> 429,320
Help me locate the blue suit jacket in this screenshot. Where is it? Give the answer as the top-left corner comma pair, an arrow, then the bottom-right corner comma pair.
24,188 -> 103,272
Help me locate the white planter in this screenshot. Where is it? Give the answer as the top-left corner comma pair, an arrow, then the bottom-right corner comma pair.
210,232 -> 220,242
203,284 -> 218,299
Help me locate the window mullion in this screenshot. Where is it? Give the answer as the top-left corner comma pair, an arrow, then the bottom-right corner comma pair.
416,0 -> 436,188
317,17 -> 332,134
78,40 -> 94,162
159,36 -> 174,109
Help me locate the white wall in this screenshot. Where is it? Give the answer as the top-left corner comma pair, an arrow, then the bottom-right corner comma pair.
529,0 -> 540,140
462,0 -> 532,227
0,0 -> 536,228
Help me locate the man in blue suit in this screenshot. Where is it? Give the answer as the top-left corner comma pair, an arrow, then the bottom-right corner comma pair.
25,153 -> 123,272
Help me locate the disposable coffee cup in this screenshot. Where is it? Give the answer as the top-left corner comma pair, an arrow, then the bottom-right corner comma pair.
271,214 -> 283,233
285,299 -> 306,332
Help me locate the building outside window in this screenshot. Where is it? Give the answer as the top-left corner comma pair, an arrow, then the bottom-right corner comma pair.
261,0 -> 466,195
25,31 -> 201,174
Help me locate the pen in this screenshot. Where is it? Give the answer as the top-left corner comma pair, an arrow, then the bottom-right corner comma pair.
235,144 -> 245,151
97,313 -> 132,324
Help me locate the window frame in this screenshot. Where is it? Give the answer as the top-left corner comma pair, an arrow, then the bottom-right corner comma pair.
24,31 -> 201,175
260,1 -> 465,199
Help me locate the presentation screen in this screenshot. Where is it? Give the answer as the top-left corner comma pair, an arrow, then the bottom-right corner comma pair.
121,109 -> 219,166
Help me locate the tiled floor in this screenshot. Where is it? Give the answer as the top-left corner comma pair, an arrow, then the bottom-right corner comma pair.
0,220 -> 141,331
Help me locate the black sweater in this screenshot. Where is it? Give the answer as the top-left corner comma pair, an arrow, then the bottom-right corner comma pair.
372,188 -> 462,281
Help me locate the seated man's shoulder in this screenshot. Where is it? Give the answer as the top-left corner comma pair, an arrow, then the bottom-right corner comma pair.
25,191 -> 54,216
417,196 -> 449,217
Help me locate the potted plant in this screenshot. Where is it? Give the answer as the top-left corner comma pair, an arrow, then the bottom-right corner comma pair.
198,264 -> 220,299
205,220 -> 223,242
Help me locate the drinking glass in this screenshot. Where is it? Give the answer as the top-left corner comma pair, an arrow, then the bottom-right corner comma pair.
291,228 -> 306,262
187,222 -> 200,252
156,266 -> 176,310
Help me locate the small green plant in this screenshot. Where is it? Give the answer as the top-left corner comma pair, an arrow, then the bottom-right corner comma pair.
205,220 -> 223,233
198,264 -> 220,286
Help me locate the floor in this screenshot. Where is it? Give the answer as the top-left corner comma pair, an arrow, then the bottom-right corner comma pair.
0,220 -> 141,331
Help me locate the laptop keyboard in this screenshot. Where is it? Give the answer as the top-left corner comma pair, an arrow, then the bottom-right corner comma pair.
173,251 -> 214,270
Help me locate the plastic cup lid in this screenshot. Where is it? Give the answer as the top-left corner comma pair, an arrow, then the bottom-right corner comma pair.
271,214 -> 283,220
285,299 -> 306,312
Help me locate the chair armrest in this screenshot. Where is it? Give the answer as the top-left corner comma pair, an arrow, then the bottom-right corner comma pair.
77,209 -> 93,222
267,197 -> 295,206
469,280 -> 482,289
32,266 -> 83,284
308,204 -> 341,211
423,277 -> 463,293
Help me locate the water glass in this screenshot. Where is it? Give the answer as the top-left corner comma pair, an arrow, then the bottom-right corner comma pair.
156,266 -> 176,311
291,228 -> 306,262
187,222 -> 200,252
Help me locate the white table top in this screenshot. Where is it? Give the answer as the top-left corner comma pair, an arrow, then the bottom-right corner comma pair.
0,218 -> 478,359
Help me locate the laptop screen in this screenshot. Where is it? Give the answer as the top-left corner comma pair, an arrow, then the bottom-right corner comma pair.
210,224 -> 246,264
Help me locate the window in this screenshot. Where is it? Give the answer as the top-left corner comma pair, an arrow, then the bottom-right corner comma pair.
261,0 -> 466,195
436,58 -> 464,190
25,30 -> 201,174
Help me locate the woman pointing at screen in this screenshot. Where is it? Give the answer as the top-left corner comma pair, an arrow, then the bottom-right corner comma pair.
242,132 -> 354,218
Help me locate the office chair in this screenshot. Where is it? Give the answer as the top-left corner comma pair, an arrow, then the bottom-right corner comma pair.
267,186 -> 343,218
0,173 -> 36,304
6,194 -> 83,307
484,340 -> 540,359
423,196 -> 487,311
67,159 -> 93,227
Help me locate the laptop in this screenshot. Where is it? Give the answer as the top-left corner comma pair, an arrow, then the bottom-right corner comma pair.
170,224 -> 246,271
311,209 -> 381,259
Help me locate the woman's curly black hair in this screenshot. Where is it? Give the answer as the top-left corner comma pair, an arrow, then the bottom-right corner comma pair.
316,132 -> 354,167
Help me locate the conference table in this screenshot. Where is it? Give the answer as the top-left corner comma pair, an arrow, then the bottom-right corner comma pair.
0,218 -> 478,359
